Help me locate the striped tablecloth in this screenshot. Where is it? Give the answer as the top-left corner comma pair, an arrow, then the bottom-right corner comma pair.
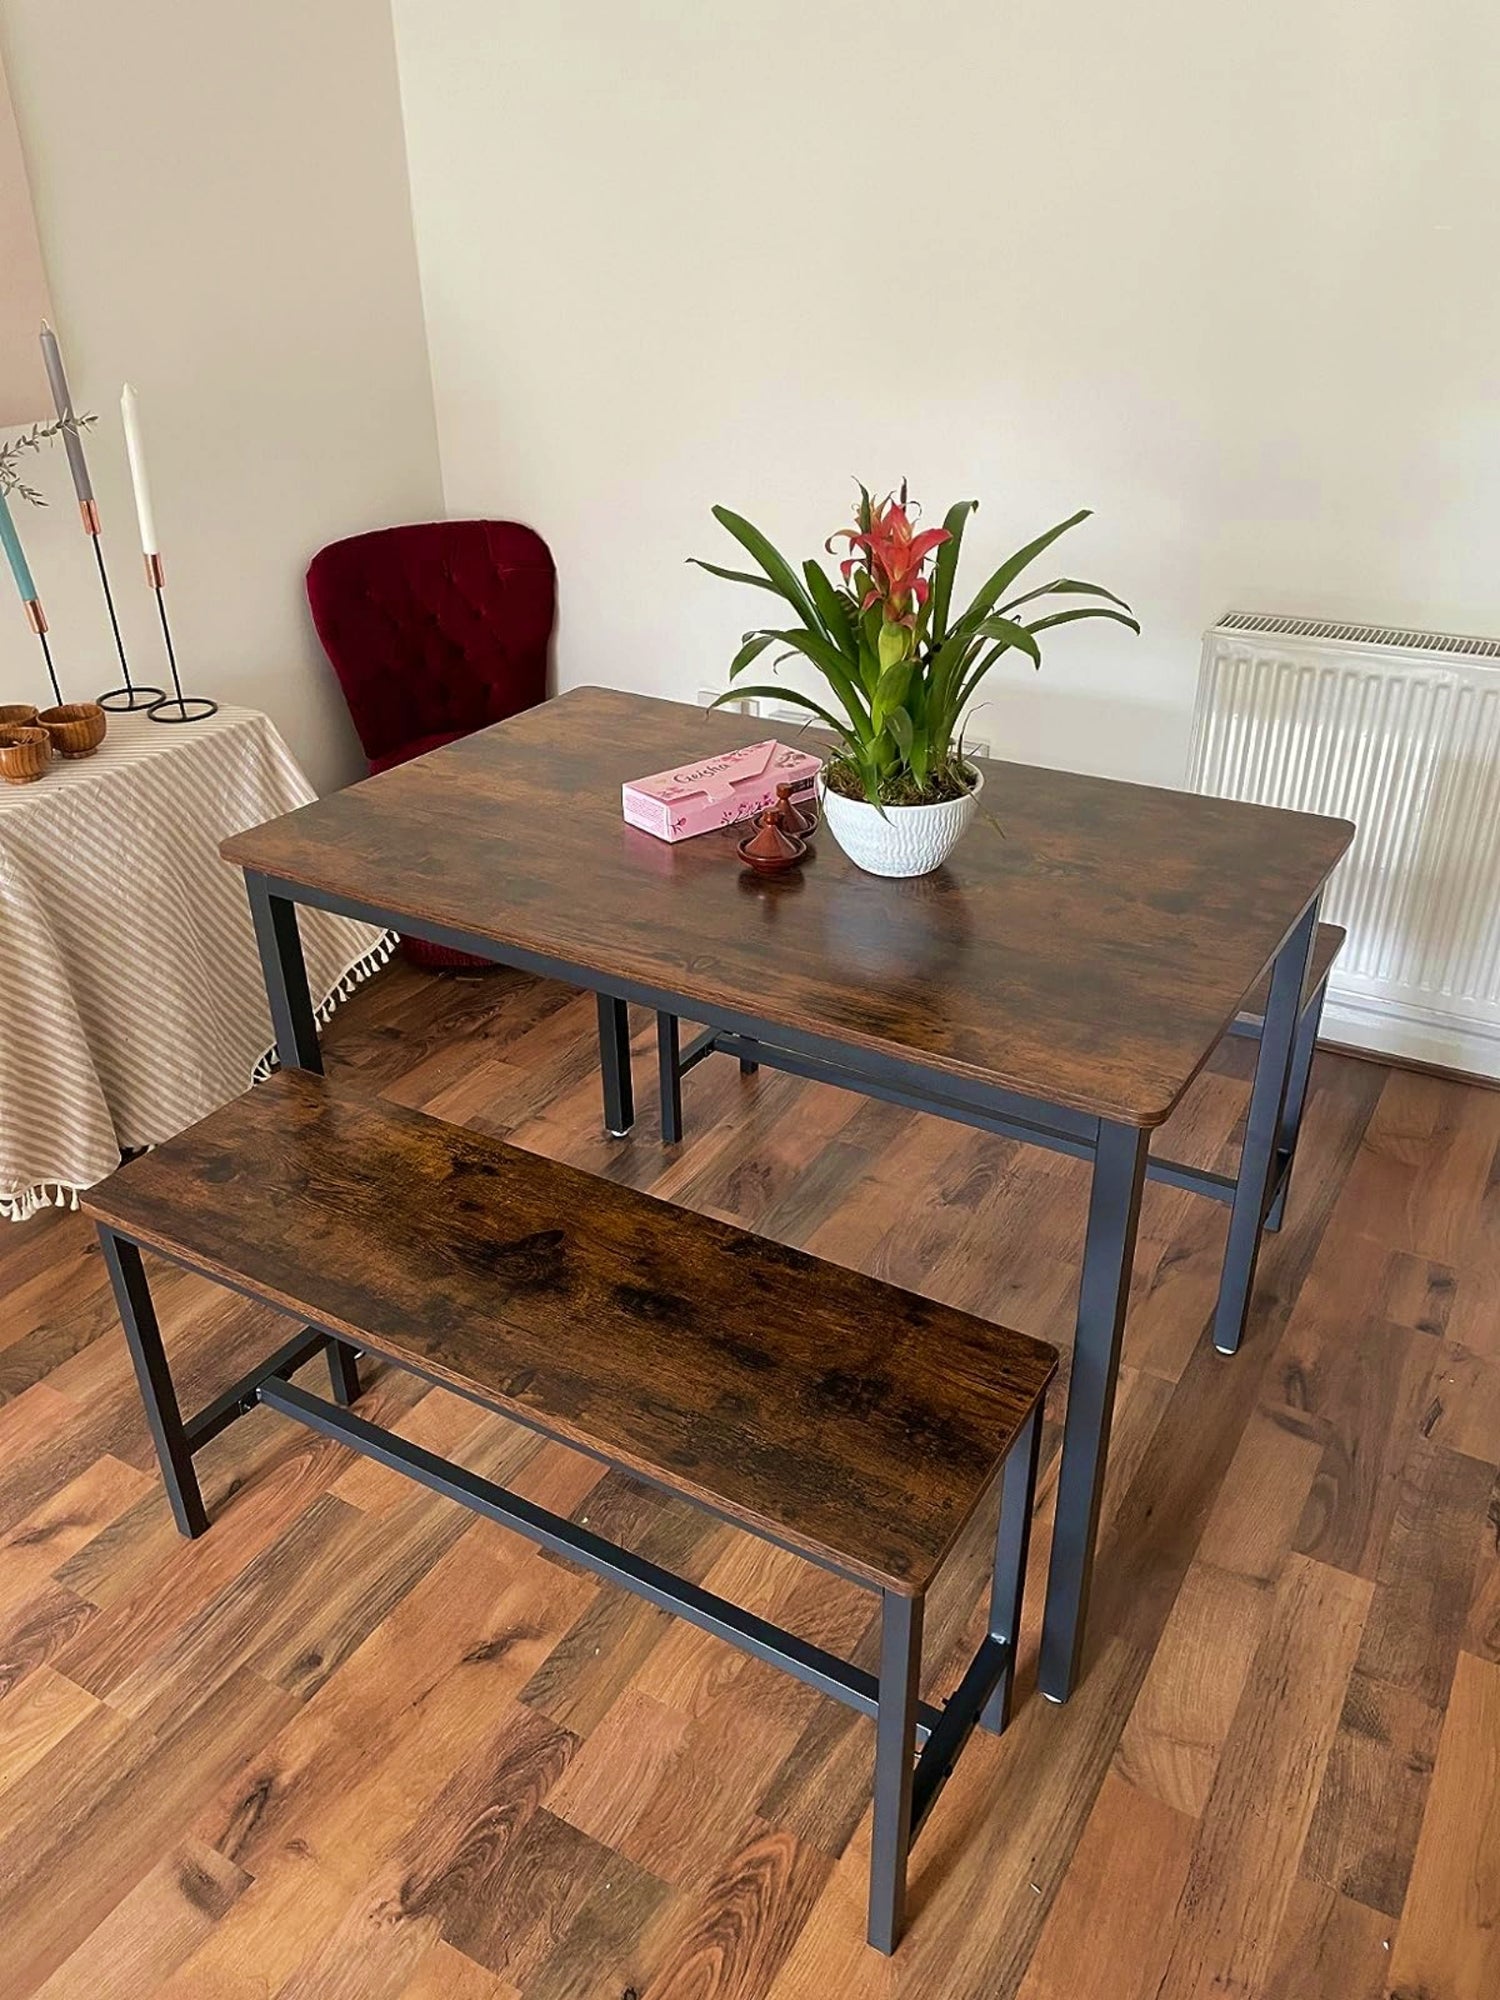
0,705 -> 393,1221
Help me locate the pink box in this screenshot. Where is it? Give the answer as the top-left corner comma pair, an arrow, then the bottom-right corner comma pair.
622,738 -> 822,842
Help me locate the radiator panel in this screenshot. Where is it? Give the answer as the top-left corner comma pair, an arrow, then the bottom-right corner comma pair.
1189,619 -> 1500,1078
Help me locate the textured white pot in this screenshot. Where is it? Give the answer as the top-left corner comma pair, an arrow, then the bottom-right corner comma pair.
818,769 -> 983,878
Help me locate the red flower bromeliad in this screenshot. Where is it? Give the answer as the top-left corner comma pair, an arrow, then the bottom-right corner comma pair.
828,488 -> 951,630
695,480 -> 1138,810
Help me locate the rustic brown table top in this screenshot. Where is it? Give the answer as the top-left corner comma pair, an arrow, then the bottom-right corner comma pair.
223,687 -> 1354,1127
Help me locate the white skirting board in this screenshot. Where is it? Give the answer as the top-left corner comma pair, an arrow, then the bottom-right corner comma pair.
1189,613 -> 1500,1082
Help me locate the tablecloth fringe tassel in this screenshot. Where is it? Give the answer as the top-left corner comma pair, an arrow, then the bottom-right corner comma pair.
251,930 -> 399,1083
1,1181 -> 80,1223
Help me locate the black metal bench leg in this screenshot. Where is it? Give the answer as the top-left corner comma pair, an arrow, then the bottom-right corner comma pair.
656,1013 -> 684,1145
868,1588 -> 923,1953
1212,900 -> 1319,1354
982,1403 -> 1043,1734
325,1339 -> 361,1406
96,1227 -> 209,1539
596,993 -> 635,1138
1264,974 -> 1329,1233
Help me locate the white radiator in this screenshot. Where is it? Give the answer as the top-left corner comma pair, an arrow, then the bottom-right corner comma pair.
1188,612 -> 1500,1080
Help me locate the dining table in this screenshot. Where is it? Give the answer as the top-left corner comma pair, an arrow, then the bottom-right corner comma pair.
221,684 -> 1354,1702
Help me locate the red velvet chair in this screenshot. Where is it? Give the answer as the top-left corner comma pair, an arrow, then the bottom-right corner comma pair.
307,519 -> 555,969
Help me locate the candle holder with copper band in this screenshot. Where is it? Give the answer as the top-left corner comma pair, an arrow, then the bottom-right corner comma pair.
87,502 -> 163,712
24,596 -> 63,708
142,553 -> 217,724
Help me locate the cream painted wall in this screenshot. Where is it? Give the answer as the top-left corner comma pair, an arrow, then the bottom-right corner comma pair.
391,0 -> 1500,785
0,0 -> 442,792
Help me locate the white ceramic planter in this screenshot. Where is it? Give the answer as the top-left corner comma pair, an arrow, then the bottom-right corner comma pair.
818,769 -> 983,879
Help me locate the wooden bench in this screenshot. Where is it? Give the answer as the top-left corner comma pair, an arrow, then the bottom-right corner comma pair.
84,1070 -> 1056,1954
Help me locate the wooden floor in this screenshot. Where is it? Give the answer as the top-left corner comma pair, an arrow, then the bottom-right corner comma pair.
1,961 -> 1496,2000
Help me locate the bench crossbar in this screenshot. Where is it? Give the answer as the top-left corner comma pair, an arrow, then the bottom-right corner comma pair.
257,1373 -> 955,1742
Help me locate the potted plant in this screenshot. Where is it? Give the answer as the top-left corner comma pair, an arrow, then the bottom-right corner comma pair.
694,485 -> 1137,877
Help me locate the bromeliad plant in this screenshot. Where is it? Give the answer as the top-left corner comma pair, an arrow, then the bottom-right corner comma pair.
694,485 -> 1138,807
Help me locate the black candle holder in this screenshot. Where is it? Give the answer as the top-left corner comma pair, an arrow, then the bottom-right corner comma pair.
143,554 -> 217,724
87,506 -> 164,713
24,597 -> 63,706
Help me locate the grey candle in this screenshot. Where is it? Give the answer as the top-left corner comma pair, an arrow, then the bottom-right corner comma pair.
38,320 -> 94,507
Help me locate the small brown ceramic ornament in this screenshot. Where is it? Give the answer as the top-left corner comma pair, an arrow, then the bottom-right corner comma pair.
775,782 -> 817,840
738,808 -> 806,875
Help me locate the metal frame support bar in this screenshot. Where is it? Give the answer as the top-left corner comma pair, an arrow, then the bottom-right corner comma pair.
657,1012 -> 683,1145
869,1589 -> 923,1953
1039,1118 -> 1150,1701
258,1375 -> 945,1738
671,1027 -> 1261,1208
182,1327 -> 332,1450
1263,973 -> 1330,1232
911,1634 -> 1010,1837
982,1402 -> 1043,1734
1212,901 -> 1319,1355
96,1229 -> 209,1538
595,994 -> 635,1138
245,870 -> 1093,1141
244,871 -> 322,1074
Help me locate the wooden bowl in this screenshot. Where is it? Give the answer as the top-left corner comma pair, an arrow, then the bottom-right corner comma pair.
36,702 -> 107,759
0,725 -> 52,785
0,703 -> 39,728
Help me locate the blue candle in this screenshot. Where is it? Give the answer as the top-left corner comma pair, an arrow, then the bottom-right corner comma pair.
0,488 -> 38,603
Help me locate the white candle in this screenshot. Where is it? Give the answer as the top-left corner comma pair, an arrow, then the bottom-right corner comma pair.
120,383 -> 159,555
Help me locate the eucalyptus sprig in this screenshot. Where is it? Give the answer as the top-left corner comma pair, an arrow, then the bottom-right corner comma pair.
0,412 -> 96,507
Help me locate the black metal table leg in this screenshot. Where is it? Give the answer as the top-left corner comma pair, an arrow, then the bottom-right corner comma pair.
738,1038 -> 760,1076
246,870 -> 323,1074
1038,1117 -> 1149,1703
596,993 -> 635,1138
982,1403 -> 1043,1734
1212,901 -> 1319,1353
96,1228 -> 209,1538
868,1588 -> 924,1954
1264,972 -> 1329,1233
325,1339 -> 361,1406
656,1013 -> 683,1145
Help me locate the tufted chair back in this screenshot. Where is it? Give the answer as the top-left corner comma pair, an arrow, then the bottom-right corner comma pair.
306,519 -> 555,768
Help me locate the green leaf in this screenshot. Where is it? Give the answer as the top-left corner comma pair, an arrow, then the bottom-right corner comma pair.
686,557 -> 787,599
970,616 -> 1043,669
714,685 -> 854,745
727,631 -> 776,679
711,506 -> 820,630
877,621 -> 909,672
759,627 -> 873,740
928,499 -> 978,645
1025,606 -> 1141,637
949,508 -> 1092,641
886,707 -> 914,760
802,559 -> 857,657
998,575 -> 1134,617
870,659 -> 913,736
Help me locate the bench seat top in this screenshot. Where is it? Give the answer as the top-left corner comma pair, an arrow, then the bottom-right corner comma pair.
85,1072 -> 1055,1594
